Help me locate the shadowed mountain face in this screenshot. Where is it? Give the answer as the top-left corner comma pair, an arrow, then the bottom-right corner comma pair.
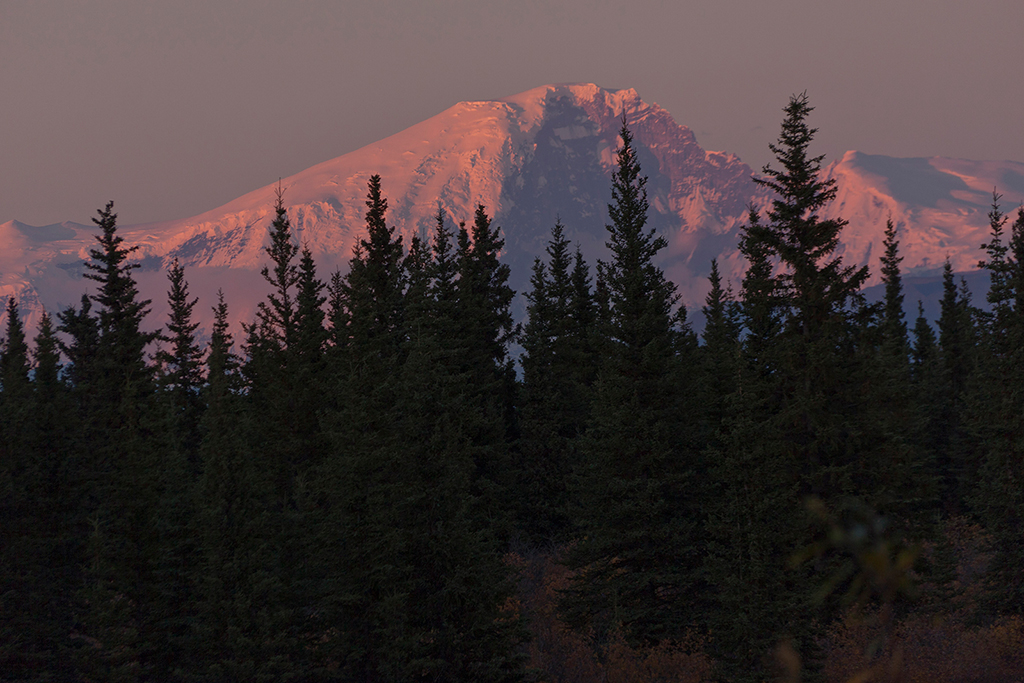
3,83 -> 1023,334
851,154 -> 973,208
497,91 -> 618,270
492,85 -> 763,287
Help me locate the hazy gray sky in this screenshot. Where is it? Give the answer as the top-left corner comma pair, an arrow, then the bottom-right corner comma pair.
3,0 -> 1022,226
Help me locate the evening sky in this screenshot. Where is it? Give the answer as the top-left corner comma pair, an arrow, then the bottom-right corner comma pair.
2,0 -> 1021,226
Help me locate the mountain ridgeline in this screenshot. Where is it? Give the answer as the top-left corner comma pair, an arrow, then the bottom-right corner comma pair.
3,93 -> 1024,682
4,83 -> 1023,336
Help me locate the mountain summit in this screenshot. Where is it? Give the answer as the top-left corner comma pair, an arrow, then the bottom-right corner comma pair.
4,83 -> 1023,331
132,83 -> 764,282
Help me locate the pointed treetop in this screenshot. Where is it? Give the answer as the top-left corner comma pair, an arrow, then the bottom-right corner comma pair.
757,92 -> 835,214
429,205 -> 459,305
365,173 -> 388,232
979,191 -> 1012,316
750,93 -> 867,334
207,289 -> 239,393
606,119 -> 661,261
911,300 -> 936,369
32,309 -> 62,391
158,258 -> 204,393
85,201 -> 137,284
703,259 -> 729,319
702,258 -> 740,350
84,201 -> 154,339
294,247 -> 327,362
1,296 -> 30,392
257,186 -> 300,347
880,218 -> 908,348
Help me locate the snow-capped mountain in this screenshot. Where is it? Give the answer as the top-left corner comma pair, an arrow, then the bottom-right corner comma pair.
4,83 -> 1023,335
823,152 -> 1024,276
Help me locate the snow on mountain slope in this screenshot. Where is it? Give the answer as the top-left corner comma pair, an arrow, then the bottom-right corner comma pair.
824,152 -> 1024,280
142,82 -> 762,277
2,84 -> 765,333
3,83 -> 1022,336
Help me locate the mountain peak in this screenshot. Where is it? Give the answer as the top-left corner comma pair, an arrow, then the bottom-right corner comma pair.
5,84 -> 1023,335
497,82 -> 641,110
4,83 -> 761,330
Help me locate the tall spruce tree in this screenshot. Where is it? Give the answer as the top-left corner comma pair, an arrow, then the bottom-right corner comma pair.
76,201 -> 182,681
879,218 -> 908,355
705,95 -> 870,681
294,247 -> 327,365
569,246 -> 598,383
977,193 -> 1013,338
206,291 -> 239,388
85,201 -> 160,401
291,246 -> 328,473
863,219 -> 933,522
341,174 -> 406,364
752,95 -> 869,345
454,205 -> 518,521
563,119 -> 702,644
971,202 -> 1024,615
240,191 -> 323,676
386,206 -> 525,680
517,220 -> 595,543
704,212 -> 797,683
934,259 -> 977,512
0,296 -> 40,679
26,310 -> 79,679
243,187 -> 317,505
241,184 -> 301,496
698,258 -> 740,449
255,186 -> 301,349
746,92 -> 869,508
312,175 -> 408,680
156,259 -> 205,470
188,291 -> 295,681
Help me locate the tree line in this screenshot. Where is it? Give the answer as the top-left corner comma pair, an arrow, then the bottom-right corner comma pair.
1,94 -> 1022,682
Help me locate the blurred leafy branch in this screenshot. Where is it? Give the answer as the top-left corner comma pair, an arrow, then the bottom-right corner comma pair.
779,497 -> 921,683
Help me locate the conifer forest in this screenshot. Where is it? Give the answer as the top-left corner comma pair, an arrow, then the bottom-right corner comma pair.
3,95 -> 1023,682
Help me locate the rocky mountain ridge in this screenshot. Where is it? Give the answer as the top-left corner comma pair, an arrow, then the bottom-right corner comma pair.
4,83 -> 1022,334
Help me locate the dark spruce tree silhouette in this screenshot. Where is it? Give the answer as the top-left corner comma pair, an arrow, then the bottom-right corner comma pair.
705,94 -> 871,682
156,259 -> 204,471
562,118 -> 702,645
517,219 -> 596,544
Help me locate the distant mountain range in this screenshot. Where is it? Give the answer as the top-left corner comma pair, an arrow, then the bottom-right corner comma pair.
4,83 -> 1023,334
